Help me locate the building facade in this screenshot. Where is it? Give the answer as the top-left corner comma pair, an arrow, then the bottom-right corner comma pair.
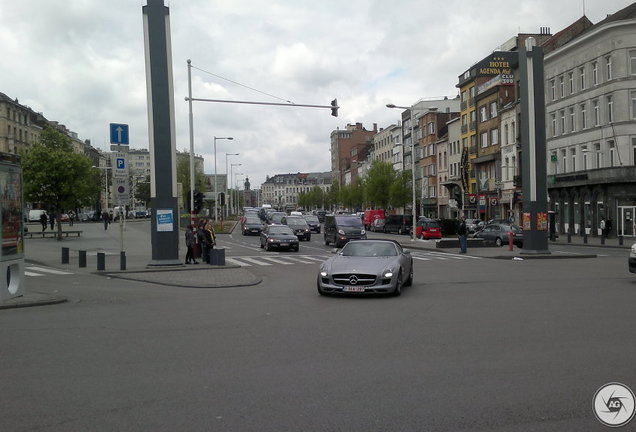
261,172 -> 332,211
330,122 -> 377,185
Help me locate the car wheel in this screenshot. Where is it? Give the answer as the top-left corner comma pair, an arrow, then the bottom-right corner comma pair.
324,236 -> 330,246
398,228 -> 403,235
306,235 -> 311,241
495,237 -> 503,247
260,241 -> 264,249
294,246 -> 299,252
405,263 -> 413,287
266,243 -> 272,251
393,270 -> 403,296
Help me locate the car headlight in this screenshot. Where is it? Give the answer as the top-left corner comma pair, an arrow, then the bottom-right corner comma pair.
320,270 -> 328,277
631,243 -> 636,254
361,229 -> 366,235
383,267 -> 394,278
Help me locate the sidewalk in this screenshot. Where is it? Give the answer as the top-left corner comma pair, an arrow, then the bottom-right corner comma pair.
395,232 -> 630,259
3,220 -> 261,309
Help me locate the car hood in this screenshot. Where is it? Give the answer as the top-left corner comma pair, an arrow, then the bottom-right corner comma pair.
326,256 -> 396,274
268,233 -> 298,241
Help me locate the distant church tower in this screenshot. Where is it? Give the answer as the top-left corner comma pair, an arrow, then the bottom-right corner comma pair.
244,177 -> 250,191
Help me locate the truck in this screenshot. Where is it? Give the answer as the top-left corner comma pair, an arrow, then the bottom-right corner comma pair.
363,209 -> 385,230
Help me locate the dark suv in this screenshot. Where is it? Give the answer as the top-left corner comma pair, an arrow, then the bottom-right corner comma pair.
323,215 -> 366,248
383,215 -> 413,235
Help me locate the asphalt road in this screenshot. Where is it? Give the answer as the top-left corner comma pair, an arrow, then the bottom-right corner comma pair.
1,226 -> 635,431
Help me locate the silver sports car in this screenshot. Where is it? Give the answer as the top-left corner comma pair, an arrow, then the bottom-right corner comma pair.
317,239 -> 413,296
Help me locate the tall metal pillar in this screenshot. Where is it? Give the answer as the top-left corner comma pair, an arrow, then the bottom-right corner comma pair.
142,0 -> 180,265
520,37 -> 550,254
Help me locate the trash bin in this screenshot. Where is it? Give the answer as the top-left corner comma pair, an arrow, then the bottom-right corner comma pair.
209,248 -> 225,266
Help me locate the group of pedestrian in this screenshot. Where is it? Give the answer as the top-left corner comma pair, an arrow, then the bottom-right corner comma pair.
39,211 -> 57,232
185,218 -> 217,264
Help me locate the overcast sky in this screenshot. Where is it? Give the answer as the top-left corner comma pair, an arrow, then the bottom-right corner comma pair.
2,0 -> 633,188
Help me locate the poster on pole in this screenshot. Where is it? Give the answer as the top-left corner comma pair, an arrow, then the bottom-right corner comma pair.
156,209 -> 174,232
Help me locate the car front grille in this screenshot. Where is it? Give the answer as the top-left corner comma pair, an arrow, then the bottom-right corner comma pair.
332,273 -> 377,286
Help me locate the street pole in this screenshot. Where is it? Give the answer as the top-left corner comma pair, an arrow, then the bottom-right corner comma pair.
187,59 -> 196,227
230,163 -> 241,217
213,136 -> 233,224
234,173 -> 244,215
225,152 -> 239,218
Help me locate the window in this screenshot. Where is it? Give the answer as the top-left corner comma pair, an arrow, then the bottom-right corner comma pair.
560,110 -> 566,135
479,106 -> 488,122
551,151 -> 558,174
504,124 -> 509,145
461,90 -> 467,102
550,79 -> 556,100
579,67 -> 586,90
569,107 -> 575,132
632,91 -> 636,119
595,143 -> 602,168
511,121 -> 516,141
571,148 -> 577,171
633,137 -> 636,164
490,101 -> 497,118
592,61 -> 598,85
592,100 -> 600,126
582,147 -> 588,170
551,113 -> 557,137
631,50 -> 636,75
568,72 -> 574,93
462,114 -> 467,126
561,149 -> 567,173
470,86 -> 475,99
481,132 -> 488,148
606,55 -> 613,80
559,76 -> 565,97
427,122 -> 436,135
580,103 -> 587,129
491,129 -> 498,146
607,95 -> 614,123
609,140 -> 616,167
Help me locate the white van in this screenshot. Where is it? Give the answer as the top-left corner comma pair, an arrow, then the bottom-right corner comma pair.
28,209 -> 47,222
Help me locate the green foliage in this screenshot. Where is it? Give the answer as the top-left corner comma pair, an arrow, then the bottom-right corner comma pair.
390,170 -> 412,210
22,127 -> 99,215
135,175 -> 151,207
365,161 -> 395,209
176,155 -> 208,202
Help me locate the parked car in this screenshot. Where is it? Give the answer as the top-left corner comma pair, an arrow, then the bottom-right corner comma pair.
59,213 -> 70,222
629,242 -> 636,273
370,218 -> 385,232
281,216 -> 312,241
28,209 -> 47,222
383,214 -> 413,235
302,214 -> 321,233
415,218 -> 443,240
317,239 -> 413,296
363,209 -> 385,230
241,216 -> 263,236
260,224 -> 300,251
474,223 -> 523,247
323,214 -> 367,248
465,218 -> 484,234
267,211 -> 287,225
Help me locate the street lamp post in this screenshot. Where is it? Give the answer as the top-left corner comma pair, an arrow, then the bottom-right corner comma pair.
213,136 -> 233,223
234,173 -> 245,215
386,103 -> 418,241
93,165 -> 112,214
229,163 -> 241,216
225,152 -> 239,218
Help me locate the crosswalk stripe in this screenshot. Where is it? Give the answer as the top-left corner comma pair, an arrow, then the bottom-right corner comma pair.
24,271 -> 44,276
412,256 -> 432,261
239,257 -> 272,266
280,256 -> 316,264
300,255 -> 328,262
260,256 -> 294,265
27,266 -> 72,275
226,258 -> 250,267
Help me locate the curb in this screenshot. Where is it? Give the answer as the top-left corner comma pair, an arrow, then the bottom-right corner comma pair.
0,293 -> 68,310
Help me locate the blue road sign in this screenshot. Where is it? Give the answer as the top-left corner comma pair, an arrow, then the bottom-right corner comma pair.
116,158 -> 125,169
110,123 -> 129,145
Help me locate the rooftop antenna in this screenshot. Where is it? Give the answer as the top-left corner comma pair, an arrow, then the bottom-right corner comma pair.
582,0 -> 586,16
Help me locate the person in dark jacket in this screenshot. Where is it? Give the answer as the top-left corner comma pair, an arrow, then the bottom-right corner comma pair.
196,219 -> 209,264
49,212 -> 56,230
40,212 -> 48,232
457,216 -> 468,254
185,224 -> 198,264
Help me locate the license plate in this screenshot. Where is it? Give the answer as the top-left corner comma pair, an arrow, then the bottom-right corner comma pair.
343,286 -> 365,293
280,243 -> 289,247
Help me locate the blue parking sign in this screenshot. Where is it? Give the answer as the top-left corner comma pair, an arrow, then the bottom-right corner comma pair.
110,123 -> 129,145
116,158 -> 125,169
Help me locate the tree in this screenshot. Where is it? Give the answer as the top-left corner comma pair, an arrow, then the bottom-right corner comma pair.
176,156 -> 207,210
390,170 -> 412,212
365,160 -> 395,209
134,175 -> 151,208
22,126 -> 100,239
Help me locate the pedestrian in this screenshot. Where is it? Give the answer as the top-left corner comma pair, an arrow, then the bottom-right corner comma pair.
206,220 -> 217,249
68,210 -> 75,227
600,217 -> 606,238
606,218 -> 613,238
40,212 -> 47,232
196,219 -> 209,264
103,211 -> 110,230
49,212 -> 56,230
458,215 -> 468,254
184,224 -> 198,264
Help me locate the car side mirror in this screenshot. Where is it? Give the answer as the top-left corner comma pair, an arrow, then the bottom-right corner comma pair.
331,248 -> 339,254
403,248 -> 411,255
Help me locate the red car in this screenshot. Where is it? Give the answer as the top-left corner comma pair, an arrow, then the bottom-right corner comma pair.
416,218 -> 443,240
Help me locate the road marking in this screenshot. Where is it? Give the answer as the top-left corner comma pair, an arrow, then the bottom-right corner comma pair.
226,258 -> 250,266
27,266 -> 73,275
238,257 -> 272,266
412,256 -> 432,261
260,256 -> 294,265
279,256 -> 316,264
25,271 -> 44,277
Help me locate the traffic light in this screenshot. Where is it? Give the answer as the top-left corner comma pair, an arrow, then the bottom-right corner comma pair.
218,192 -> 225,207
194,191 -> 204,213
331,98 -> 339,117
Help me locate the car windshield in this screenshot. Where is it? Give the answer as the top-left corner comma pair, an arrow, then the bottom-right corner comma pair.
341,241 -> 397,257
335,217 -> 363,227
245,218 -> 260,224
304,216 -> 319,223
286,217 -> 307,227
269,226 -> 294,235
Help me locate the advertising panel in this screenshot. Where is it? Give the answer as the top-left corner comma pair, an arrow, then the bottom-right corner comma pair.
0,155 -> 23,260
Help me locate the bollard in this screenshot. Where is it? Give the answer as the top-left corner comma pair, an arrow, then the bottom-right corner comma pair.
583,232 -> 588,244
508,231 -> 513,251
601,235 -> 605,245
61,247 -> 69,264
79,250 -> 87,268
567,231 -> 572,243
97,252 -> 105,271
120,251 -> 126,271
619,235 -> 624,246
